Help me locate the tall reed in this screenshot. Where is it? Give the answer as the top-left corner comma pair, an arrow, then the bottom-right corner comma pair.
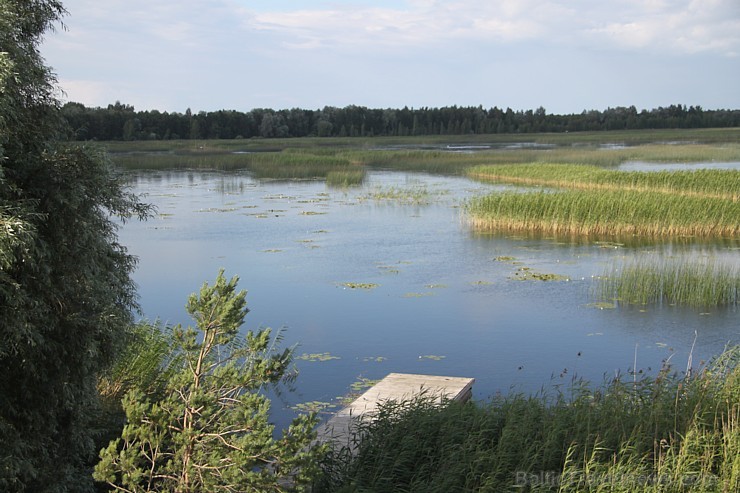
598,258 -> 739,308
465,189 -> 740,238
315,346 -> 740,492
469,164 -> 740,201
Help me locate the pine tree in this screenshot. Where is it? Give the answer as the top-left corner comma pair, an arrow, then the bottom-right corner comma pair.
94,271 -> 325,492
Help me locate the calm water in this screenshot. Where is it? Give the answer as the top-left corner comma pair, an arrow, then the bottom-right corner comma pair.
120,169 -> 738,427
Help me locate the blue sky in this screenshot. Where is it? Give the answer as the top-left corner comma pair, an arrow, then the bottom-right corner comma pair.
42,0 -> 740,114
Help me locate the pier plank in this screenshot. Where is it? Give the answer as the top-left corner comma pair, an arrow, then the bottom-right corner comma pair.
318,373 -> 474,448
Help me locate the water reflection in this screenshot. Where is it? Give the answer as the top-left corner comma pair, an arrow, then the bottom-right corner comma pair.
118,170 -> 738,428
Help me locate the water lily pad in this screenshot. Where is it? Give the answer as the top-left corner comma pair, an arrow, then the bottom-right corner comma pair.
418,354 -> 446,361
350,377 -> 381,392
297,352 -> 340,362
510,268 -> 569,281
339,282 -> 379,289
291,401 -> 334,413
361,356 -> 387,363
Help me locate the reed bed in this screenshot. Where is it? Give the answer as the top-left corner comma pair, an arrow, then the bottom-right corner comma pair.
466,189 -> 740,238
469,164 -> 740,201
325,169 -> 366,187
111,149 -> 360,181
315,346 -> 740,492
598,258 -> 739,308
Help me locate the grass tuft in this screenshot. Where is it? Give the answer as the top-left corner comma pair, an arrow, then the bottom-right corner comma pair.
314,346 -> 740,492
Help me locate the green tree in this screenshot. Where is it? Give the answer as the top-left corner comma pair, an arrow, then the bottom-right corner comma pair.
94,271 -> 324,492
1,1 -> 150,490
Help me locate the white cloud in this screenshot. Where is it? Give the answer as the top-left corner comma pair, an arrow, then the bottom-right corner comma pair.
41,0 -> 740,112
245,0 -> 739,56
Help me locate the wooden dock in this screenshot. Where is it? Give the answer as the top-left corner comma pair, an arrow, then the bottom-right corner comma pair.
317,373 -> 475,448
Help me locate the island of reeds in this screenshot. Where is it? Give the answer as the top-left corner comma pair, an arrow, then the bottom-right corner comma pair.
465,164 -> 739,238
598,258 -> 739,308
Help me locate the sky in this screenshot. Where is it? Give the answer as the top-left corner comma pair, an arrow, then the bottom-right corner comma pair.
40,0 -> 740,115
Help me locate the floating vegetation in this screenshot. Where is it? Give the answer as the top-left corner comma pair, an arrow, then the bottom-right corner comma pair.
426,284 -> 447,289
290,401 -> 334,413
418,354 -> 446,361
494,256 -> 516,262
196,207 -> 239,213
262,249 -> 283,253
300,211 -> 327,216
471,280 -> 492,286
361,356 -> 387,363
598,258 -> 740,308
510,268 -> 570,281
313,229 -> 330,234
362,186 -> 432,205
339,282 -> 379,290
403,292 -> 434,298
350,377 -> 381,392
297,352 -> 341,362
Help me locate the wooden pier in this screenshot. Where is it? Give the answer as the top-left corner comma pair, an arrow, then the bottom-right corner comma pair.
318,373 -> 475,448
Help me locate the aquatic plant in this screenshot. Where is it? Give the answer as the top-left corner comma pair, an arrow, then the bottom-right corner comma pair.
466,189 -> 739,237
339,282 -> 379,289
297,352 -> 341,362
598,258 -> 740,308
468,163 -> 740,201
315,346 -> 740,492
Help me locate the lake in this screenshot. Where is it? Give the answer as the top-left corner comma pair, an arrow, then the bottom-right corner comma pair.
120,168 -> 738,427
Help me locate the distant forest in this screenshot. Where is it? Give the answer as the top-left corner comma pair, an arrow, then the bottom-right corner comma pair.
61,102 -> 740,141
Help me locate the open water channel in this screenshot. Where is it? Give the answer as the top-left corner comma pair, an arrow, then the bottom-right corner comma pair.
120,166 -> 738,428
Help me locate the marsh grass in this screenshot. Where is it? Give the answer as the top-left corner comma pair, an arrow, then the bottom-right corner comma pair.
598,258 -> 740,308
104,132 -> 740,180
469,164 -> 740,201
325,169 -> 366,187
111,148 -> 365,183
361,186 -> 433,205
466,189 -> 739,238
314,346 -> 740,492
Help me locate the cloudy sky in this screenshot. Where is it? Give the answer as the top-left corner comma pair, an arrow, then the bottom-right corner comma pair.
41,0 -> 740,114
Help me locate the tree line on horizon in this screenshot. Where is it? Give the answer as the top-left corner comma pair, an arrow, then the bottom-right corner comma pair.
61,102 -> 740,142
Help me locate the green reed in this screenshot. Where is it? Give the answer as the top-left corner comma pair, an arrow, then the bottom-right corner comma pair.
469,164 -> 740,201
314,346 -> 740,493
598,258 -> 739,308
466,189 -> 739,238
325,169 -> 366,187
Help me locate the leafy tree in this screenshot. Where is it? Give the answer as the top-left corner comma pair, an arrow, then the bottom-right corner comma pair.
94,271 -> 325,492
1,1 -> 150,490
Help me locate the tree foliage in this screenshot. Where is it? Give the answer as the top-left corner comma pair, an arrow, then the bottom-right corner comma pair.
1,1 -> 150,490
94,271 -> 324,492
60,102 -> 740,142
